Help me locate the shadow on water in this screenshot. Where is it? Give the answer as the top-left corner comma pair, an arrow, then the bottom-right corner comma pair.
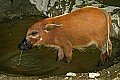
0,16 -> 120,77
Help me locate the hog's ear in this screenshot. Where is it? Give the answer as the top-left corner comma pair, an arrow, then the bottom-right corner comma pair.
42,24 -> 62,31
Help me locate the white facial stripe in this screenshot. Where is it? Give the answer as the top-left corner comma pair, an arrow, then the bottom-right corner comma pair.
32,35 -> 39,38
44,30 -> 49,33
40,37 -> 43,41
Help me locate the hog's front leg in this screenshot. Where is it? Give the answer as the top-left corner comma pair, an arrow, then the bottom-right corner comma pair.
54,37 -> 73,63
57,45 -> 73,63
62,46 -> 73,63
57,47 -> 64,61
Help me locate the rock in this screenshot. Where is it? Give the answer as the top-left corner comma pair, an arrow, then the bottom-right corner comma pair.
66,72 -> 76,77
0,0 -> 41,22
110,8 -> 120,40
98,0 -> 120,7
88,73 -> 100,79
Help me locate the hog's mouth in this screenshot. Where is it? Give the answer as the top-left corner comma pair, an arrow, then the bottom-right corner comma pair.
19,38 -> 33,50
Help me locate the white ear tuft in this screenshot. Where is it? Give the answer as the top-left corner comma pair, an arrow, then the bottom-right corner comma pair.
40,37 -> 43,41
42,23 -> 62,31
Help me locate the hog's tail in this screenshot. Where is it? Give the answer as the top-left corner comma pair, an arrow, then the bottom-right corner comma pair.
101,9 -> 110,56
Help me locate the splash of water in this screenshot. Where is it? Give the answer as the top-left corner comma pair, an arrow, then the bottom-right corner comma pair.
19,50 -> 23,60
17,50 -> 23,65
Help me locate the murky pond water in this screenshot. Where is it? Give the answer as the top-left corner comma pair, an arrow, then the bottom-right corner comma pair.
0,16 -> 120,77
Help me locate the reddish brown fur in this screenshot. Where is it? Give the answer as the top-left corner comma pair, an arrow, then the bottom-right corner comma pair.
26,7 -> 112,64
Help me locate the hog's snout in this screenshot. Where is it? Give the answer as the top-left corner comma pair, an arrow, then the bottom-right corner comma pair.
19,38 -> 32,50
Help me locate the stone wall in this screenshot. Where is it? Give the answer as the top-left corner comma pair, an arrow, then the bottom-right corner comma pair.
0,0 -> 41,22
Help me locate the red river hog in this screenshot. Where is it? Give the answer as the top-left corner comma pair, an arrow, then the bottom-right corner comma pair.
19,7 -> 112,66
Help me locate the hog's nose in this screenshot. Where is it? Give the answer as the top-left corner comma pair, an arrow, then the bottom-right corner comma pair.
19,43 -> 27,50
18,38 -> 32,50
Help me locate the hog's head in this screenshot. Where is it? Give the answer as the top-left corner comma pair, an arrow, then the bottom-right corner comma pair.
19,20 -> 62,50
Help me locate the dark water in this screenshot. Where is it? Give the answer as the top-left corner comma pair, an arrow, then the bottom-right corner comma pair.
0,16 -> 120,77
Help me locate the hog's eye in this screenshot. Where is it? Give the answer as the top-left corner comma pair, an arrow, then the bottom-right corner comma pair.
30,31 -> 38,36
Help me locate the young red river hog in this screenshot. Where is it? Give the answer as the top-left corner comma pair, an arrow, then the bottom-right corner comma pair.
19,7 -> 112,66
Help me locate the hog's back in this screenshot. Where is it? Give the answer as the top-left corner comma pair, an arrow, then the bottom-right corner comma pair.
54,7 -> 108,47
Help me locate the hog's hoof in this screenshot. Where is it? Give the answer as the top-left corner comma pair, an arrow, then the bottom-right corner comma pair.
65,57 -> 72,63
97,61 -> 103,67
105,55 -> 110,62
97,60 -> 106,67
65,60 -> 71,63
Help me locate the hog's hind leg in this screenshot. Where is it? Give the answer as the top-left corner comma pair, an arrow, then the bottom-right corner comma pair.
104,38 -> 112,62
97,39 -> 112,67
108,39 -> 112,57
